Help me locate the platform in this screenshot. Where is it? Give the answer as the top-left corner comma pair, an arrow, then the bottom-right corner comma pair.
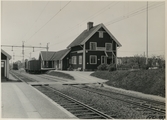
1,82 -> 77,119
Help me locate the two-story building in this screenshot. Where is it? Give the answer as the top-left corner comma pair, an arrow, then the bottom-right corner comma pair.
67,22 -> 122,71
38,22 -> 121,71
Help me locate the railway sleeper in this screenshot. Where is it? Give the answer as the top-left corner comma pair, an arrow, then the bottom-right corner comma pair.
60,104 -> 83,107
59,103 -> 79,106
74,112 -> 102,116
79,115 -> 106,119
75,113 -> 103,117
65,107 -> 87,110
70,109 -> 92,113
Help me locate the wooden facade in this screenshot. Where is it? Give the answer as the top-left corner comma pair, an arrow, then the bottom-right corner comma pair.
38,22 -> 121,71
39,51 -> 55,70
67,22 -> 121,71
1,49 -> 11,79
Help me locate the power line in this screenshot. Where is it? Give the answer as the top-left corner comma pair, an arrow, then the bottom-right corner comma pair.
49,2 -> 119,43
25,1 -> 71,43
49,2 -> 163,47
21,2 -> 49,42
105,2 -> 164,26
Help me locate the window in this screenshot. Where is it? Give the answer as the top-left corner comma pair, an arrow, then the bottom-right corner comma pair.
90,42 -> 97,50
99,31 -> 103,38
1,62 -> 4,67
90,55 -> 97,64
79,55 -> 82,64
101,56 -> 107,64
105,43 -> 112,51
72,56 -> 77,64
46,61 -> 48,67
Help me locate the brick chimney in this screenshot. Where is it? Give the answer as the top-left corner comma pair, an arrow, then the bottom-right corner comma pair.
87,22 -> 93,31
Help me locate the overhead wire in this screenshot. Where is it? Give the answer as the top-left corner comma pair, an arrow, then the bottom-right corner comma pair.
25,1 -> 71,43
9,2 -> 164,59
105,2 -> 164,26
49,2 -> 119,43
49,2 -> 164,48
22,1 -> 49,43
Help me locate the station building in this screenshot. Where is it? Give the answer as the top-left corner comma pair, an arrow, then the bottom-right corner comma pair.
39,22 -> 122,71
67,22 -> 122,71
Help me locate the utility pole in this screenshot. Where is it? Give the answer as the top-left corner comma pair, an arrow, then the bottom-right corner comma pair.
29,52 -> 31,60
22,41 -> 25,63
46,43 -> 49,67
146,1 -> 148,65
47,43 -> 49,51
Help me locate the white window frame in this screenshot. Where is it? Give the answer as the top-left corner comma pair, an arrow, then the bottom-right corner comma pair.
79,55 -> 82,64
99,31 -> 103,38
105,43 -> 112,51
101,56 -> 107,64
72,56 -> 77,64
90,42 -> 97,50
90,55 -> 97,64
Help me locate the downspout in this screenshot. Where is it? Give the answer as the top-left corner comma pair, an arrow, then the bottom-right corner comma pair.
115,44 -> 117,69
7,58 -> 9,78
83,44 -> 86,71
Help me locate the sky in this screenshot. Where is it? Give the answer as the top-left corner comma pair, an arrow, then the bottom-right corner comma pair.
1,1 -> 165,62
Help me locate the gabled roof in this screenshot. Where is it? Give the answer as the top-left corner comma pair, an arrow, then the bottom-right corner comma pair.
67,23 -> 122,48
51,49 -> 70,61
1,49 -> 12,59
40,51 -> 56,61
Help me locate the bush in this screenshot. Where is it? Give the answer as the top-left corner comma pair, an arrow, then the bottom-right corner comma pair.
141,64 -> 150,70
91,69 -> 165,97
107,64 -> 116,72
97,64 -> 109,71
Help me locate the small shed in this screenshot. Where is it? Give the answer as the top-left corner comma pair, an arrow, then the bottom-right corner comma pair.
1,49 -> 12,79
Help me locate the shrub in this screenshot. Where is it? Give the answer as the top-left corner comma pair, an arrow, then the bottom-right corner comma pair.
97,64 -> 109,71
107,64 -> 116,72
141,64 -> 150,70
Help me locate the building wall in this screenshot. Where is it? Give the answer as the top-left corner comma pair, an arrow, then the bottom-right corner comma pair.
85,51 -> 105,70
85,31 -> 116,51
1,53 -> 9,78
69,27 -> 118,71
70,52 -> 83,70
84,29 -> 117,70
62,52 -> 71,70
1,53 -> 7,60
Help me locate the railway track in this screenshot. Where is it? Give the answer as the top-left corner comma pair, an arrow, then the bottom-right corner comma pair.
10,71 -> 165,119
10,71 -> 36,82
34,85 -> 113,119
10,71 -> 114,119
69,84 -> 165,119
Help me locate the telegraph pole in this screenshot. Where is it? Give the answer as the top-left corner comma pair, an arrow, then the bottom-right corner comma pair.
29,52 -> 31,60
46,43 -> 49,67
47,43 -> 49,51
146,1 -> 148,65
22,41 -> 25,63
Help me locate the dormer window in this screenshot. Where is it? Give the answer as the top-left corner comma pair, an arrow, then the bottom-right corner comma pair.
105,43 -> 112,51
90,42 -> 97,50
99,31 -> 103,38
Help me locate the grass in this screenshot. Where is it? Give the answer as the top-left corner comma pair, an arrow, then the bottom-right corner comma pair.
91,69 -> 165,97
46,71 -> 75,80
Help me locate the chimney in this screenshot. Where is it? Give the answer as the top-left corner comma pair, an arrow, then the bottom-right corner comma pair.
87,22 -> 93,31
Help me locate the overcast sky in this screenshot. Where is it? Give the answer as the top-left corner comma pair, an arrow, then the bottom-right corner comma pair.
1,1 -> 165,62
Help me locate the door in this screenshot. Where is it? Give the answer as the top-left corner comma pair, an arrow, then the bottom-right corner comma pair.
1,61 -> 5,77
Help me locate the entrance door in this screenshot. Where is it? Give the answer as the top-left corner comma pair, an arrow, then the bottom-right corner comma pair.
1,61 -> 5,77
